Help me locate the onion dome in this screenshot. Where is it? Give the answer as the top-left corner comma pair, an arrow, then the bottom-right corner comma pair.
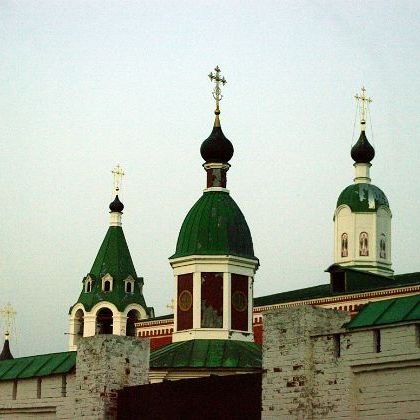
0,334 -> 13,361
351,130 -> 375,163
200,116 -> 234,163
171,191 -> 257,261
109,195 -> 124,212
337,183 -> 389,212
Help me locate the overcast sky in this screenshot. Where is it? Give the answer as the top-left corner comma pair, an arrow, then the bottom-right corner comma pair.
1,1 -> 419,356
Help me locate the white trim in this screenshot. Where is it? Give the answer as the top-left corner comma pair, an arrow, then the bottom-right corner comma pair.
123,303 -> 147,319
203,162 -> 230,171
90,301 -> 119,316
203,187 -> 230,193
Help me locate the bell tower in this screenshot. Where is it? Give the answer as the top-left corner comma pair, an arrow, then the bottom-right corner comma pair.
68,166 -> 152,350
169,67 -> 259,343
334,88 -> 393,276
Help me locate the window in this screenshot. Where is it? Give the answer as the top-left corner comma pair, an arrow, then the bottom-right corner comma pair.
101,274 -> 113,292
12,380 -> 17,400
96,308 -> 113,334
85,277 -> 93,293
374,329 -> 381,353
125,281 -> 133,293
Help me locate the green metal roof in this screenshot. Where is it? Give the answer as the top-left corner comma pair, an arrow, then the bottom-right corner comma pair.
150,339 -> 261,369
337,183 -> 389,212
0,351 -> 76,381
346,294 -> 420,329
254,268 -> 420,308
71,226 -> 149,313
171,191 -> 257,261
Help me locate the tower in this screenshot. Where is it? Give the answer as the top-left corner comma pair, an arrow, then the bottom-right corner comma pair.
169,67 -> 259,343
334,88 -> 393,276
68,166 -> 151,351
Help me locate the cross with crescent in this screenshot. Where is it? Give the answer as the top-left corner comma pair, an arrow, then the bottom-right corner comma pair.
208,65 -> 227,114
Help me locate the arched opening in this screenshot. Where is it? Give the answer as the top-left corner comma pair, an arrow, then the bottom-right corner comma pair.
96,308 -> 113,334
126,309 -> 140,337
86,281 -> 92,292
103,280 -> 111,292
126,281 -> 132,293
74,309 -> 84,345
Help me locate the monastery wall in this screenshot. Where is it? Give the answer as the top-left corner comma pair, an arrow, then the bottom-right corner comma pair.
262,305 -> 420,419
0,335 -> 150,419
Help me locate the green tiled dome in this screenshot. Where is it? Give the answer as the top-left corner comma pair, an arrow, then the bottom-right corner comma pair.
337,183 -> 389,212
171,191 -> 257,260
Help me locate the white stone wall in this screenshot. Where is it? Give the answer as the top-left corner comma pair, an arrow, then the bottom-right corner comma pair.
0,335 -> 150,419
262,306 -> 420,419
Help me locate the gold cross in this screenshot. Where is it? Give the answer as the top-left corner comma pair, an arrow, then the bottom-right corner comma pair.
166,298 -> 175,312
0,303 -> 16,336
111,164 -> 125,195
355,86 -> 373,124
208,65 -> 227,114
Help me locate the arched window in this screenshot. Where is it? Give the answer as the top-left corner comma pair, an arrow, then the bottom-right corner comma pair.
101,274 -> 113,292
126,309 -> 140,337
96,308 -> 113,334
73,309 -> 84,346
380,234 -> 386,259
126,281 -> 133,293
359,232 -> 369,256
341,233 -> 348,257
85,277 -> 93,293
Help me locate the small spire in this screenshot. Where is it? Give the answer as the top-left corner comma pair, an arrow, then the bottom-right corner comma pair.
355,86 -> 372,131
0,304 -> 15,361
0,332 -> 13,360
209,65 -> 227,118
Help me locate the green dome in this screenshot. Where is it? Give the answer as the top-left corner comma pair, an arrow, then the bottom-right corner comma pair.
171,191 -> 257,260
337,183 -> 389,212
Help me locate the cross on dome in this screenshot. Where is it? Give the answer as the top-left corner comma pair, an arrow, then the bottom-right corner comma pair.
355,86 -> 373,125
112,164 -> 125,195
208,65 -> 227,115
0,303 -> 16,337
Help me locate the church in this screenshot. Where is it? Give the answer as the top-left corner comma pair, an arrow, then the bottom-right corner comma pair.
0,68 -> 419,418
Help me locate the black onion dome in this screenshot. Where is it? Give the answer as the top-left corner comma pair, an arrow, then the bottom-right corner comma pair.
109,195 -> 124,212
351,130 -> 375,163
200,118 -> 234,163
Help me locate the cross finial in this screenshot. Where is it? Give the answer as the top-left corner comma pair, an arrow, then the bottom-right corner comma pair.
0,303 -> 16,338
166,298 -> 175,313
111,164 -> 124,196
355,86 -> 373,127
208,65 -> 227,115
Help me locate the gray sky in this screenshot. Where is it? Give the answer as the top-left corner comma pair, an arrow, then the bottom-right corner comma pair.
1,1 -> 419,356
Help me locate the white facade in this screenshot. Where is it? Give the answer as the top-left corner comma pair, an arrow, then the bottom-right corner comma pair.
334,162 -> 393,276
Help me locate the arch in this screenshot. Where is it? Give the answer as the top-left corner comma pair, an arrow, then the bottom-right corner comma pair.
96,308 -> 113,334
359,232 -> 369,256
126,309 -> 141,337
123,303 -> 148,320
85,276 -> 93,293
72,309 -> 84,346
